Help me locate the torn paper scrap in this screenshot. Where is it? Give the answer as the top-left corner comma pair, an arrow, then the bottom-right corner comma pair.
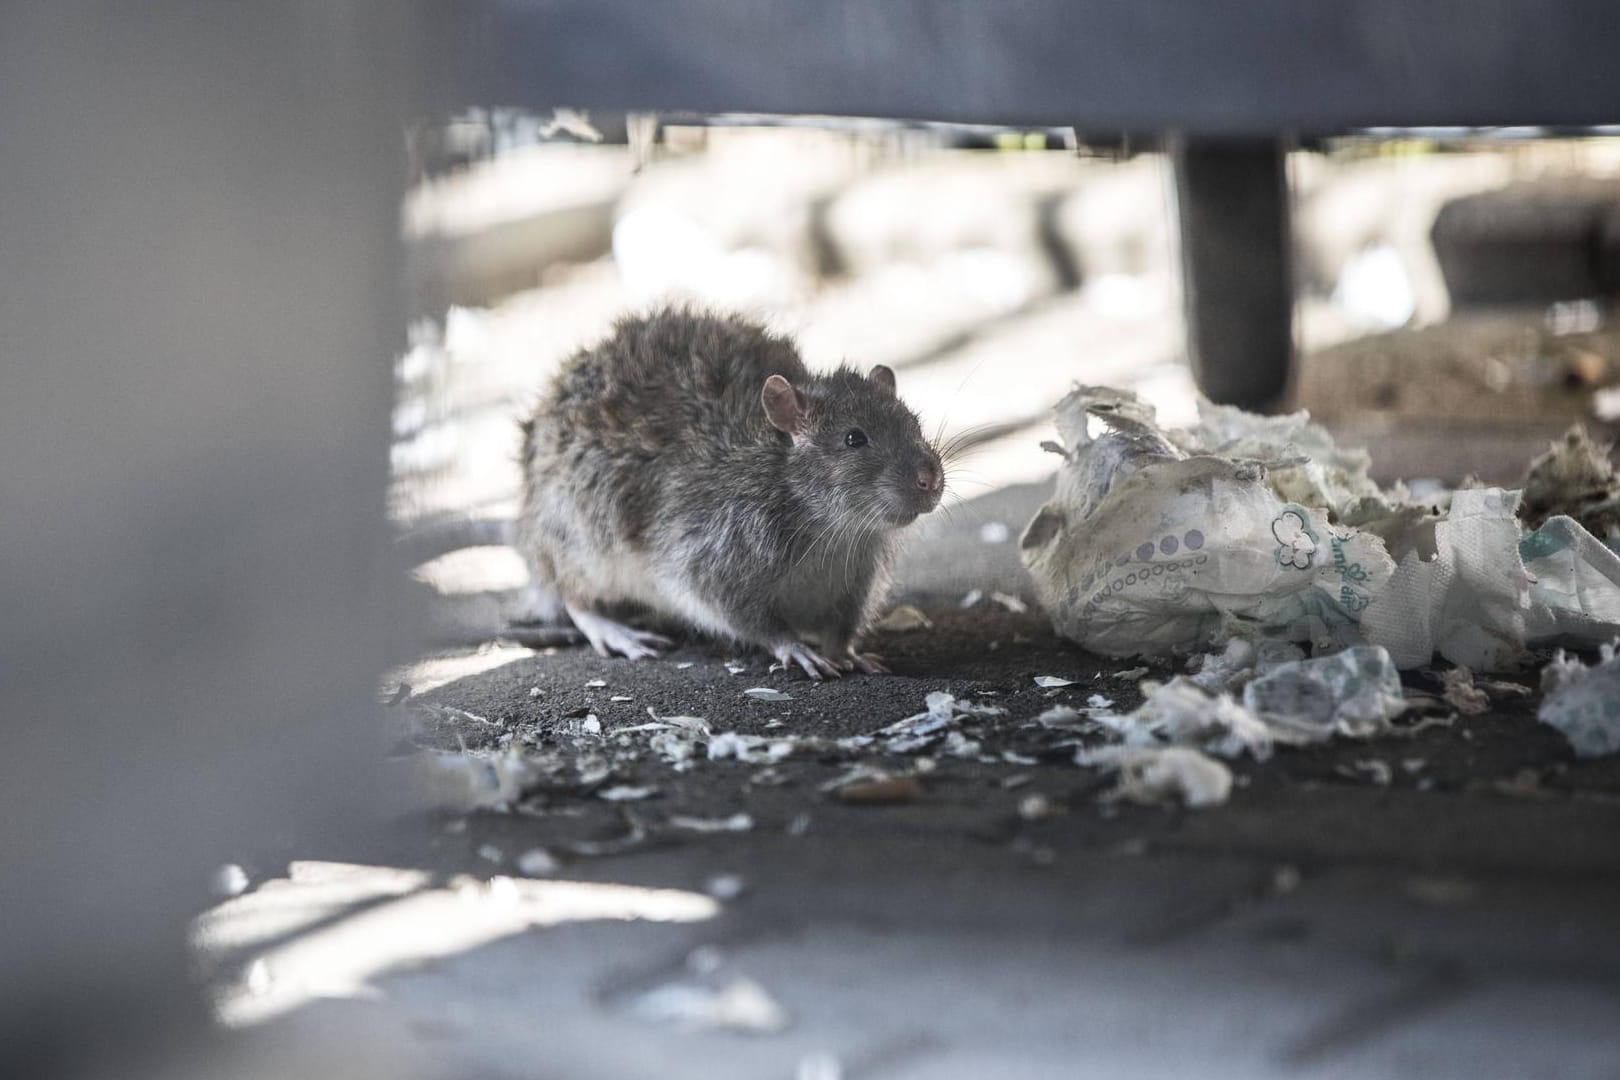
1538,643 -> 1620,757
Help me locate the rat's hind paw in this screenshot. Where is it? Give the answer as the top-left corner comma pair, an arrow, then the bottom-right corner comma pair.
773,640 -> 843,680
846,652 -> 891,676
565,605 -> 673,660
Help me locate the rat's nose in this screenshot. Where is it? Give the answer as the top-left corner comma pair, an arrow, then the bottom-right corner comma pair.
916,464 -> 943,495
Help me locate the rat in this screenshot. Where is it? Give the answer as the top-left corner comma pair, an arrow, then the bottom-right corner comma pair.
517,307 -> 945,678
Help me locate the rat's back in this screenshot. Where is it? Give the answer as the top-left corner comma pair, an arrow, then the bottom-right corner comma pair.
539,307 -> 808,456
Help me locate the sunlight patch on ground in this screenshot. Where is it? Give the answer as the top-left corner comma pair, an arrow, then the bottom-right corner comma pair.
194,860 -> 720,1027
386,643 -> 536,698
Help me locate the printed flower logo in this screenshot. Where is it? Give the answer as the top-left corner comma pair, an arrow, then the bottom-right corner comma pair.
1272,509 -> 1317,570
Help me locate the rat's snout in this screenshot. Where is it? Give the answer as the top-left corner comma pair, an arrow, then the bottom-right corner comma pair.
915,463 -> 944,495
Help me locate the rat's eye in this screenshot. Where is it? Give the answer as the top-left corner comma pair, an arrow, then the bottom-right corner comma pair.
844,428 -> 868,448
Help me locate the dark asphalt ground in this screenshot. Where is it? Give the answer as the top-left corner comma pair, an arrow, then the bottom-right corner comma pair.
217,479 -> 1620,1079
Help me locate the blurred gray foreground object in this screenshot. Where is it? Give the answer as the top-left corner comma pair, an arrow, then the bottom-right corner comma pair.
443,0 -> 1620,407
0,5 -> 422,1078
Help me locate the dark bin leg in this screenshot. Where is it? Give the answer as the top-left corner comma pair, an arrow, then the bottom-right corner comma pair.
1172,137 -> 1293,409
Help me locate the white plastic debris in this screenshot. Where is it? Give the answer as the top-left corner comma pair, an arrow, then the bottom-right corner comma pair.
878,691 -> 1006,754
959,589 -> 984,609
1021,386 -> 1393,659
585,679 -> 607,688
1365,490 -> 1620,670
1092,678 -> 1273,760
1021,386 -> 1620,671
744,687 -> 793,702
707,732 -> 795,765
943,730 -> 982,758
597,785 -> 658,802
211,863 -> 251,898
704,873 -> 747,901
990,591 -> 1029,614
1017,793 -> 1054,820
872,605 -> 934,631
668,812 -> 755,833
1538,643 -> 1620,757
1034,675 -> 1078,688
1083,746 -> 1233,808
643,708 -> 710,733
1034,704 -> 1086,729
629,975 -> 788,1033
647,733 -> 693,767
515,848 -> 560,876
1348,759 -> 1393,786
1240,646 -> 1408,741
1361,488 -> 1529,670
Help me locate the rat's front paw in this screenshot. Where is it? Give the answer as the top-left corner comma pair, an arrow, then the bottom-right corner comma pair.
773,640 -> 843,680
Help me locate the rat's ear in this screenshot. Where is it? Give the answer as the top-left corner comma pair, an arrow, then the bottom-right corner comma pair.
869,364 -> 896,395
762,374 -> 809,436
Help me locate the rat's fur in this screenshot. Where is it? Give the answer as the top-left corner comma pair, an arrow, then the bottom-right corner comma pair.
518,307 -> 943,677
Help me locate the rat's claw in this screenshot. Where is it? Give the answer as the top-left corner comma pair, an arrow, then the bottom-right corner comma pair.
566,605 -> 669,660
774,641 -> 842,680
848,652 -> 891,675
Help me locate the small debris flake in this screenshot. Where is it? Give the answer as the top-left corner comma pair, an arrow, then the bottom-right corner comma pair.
836,776 -> 921,804
598,785 -> 657,802
872,604 -> 934,632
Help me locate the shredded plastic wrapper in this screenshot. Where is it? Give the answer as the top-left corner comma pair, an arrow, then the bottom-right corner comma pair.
1086,642 -> 1407,764
1538,643 -> 1620,757
1080,746 -> 1233,808
1021,387 -> 1620,671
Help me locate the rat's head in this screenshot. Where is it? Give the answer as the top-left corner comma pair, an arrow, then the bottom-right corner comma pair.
762,364 -> 944,527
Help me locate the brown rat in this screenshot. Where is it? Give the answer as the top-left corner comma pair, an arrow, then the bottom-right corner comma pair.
517,307 -> 945,678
